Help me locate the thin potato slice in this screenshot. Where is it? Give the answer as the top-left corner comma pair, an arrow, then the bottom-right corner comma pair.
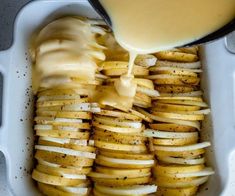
36,130 -> 90,139
35,145 -> 96,159
32,169 -> 86,186
153,96 -> 203,101
152,137 -> 198,146
36,164 -> 86,179
100,61 -> 148,72
155,176 -> 208,188
94,115 -> 142,128
151,111 -> 204,121
94,140 -> 147,153
156,60 -> 201,69
155,99 -> 208,107
93,188 -> 109,196
38,88 -> 94,96
179,46 -> 199,55
97,109 -> 142,120
38,140 -> 96,152
88,171 -> 150,179
94,130 -> 146,145
37,98 -> 89,107
130,108 -> 153,123
155,51 -> 198,62
152,75 -> 200,86
144,129 -> 198,139
92,121 -> 143,133
91,176 -> 150,186
36,111 -> 92,119
154,164 -> 205,175
35,117 -> 91,129
134,78 -> 154,89
159,90 -> 203,97
136,107 -> 200,130
135,92 -> 152,103
152,103 -> 200,112
155,85 -> 197,93
157,156 -> 206,165
37,164 -> 91,175
95,184 -> 157,196
155,148 -> 205,158
149,123 -> 196,132
95,155 -> 154,169
35,150 -> 94,167
98,150 -> 154,160
156,186 -> 198,196
38,182 -> 88,196
95,167 -> 151,176
150,67 -> 201,76
37,94 -> 81,101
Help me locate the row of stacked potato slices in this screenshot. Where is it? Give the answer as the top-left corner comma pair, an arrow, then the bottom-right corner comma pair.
32,18 -> 214,196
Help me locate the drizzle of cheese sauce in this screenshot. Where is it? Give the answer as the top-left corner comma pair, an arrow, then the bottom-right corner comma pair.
100,0 -> 235,100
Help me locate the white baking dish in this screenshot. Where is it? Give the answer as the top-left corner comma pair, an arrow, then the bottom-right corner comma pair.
0,0 -> 234,195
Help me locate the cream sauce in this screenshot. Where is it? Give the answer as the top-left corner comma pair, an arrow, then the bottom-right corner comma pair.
31,17 -> 105,93
114,52 -> 137,98
100,0 -> 235,99
100,0 -> 235,53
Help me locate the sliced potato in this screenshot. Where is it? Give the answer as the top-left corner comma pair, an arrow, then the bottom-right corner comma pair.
150,67 -> 201,76
149,123 -> 196,132
155,176 -> 208,188
98,150 -> 154,160
92,121 -> 143,133
152,74 -> 200,86
38,182 -> 88,196
152,137 -> 198,146
97,109 -> 142,120
156,186 -> 198,196
32,169 -> 86,186
155,51 -> 198,62
151,111 -> 204,121
95,155 -> 154,169
96,167 -> 151,176
155,84 -> 197,93
94,140 -> 147,153
155,99 -> 208,107
91,176 -> 150,186
152,103 -> 200,112
94,129 -> 146,145
155,148 -> 205,158
36,130 -> 90,139
156,60 -> 201,69
35,150 -> 94,167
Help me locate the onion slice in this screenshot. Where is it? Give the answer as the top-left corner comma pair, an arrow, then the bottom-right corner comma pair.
95,184 -> 157,195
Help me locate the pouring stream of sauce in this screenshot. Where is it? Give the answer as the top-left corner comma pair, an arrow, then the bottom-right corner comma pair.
100,0 -> 235,98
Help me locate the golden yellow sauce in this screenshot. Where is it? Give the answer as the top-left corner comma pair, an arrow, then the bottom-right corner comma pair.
100,0 -> 235,53
100,0 -> 235,99
93,85 -> 134,111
